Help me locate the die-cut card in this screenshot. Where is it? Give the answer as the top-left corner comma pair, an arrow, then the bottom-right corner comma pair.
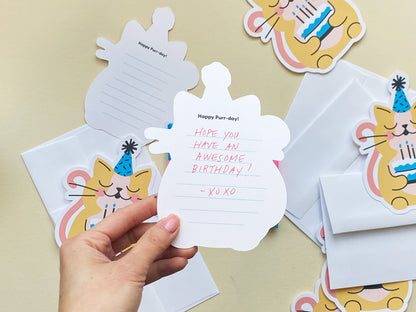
145,62 -> 290,251
321,262 -> 412,312
354,72 -> 416,214
85,7 -> 199,145
55,137 -> 157,246
244,0 -> 365,73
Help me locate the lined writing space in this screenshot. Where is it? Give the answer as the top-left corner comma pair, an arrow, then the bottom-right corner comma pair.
97,50 -> 180,132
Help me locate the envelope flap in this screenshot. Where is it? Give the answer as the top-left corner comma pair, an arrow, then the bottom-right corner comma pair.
320,173 -> 416,234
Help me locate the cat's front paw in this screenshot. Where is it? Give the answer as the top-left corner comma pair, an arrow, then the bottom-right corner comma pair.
392,175 -> 408,190
329,11 -> 348,28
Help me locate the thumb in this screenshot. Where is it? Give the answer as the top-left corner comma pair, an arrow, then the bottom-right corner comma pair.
118,214 -> 180,278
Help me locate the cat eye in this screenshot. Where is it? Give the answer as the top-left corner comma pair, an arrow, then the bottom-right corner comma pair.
268,0 -> 280,7
127,186 -> 140,193
99,180 -> 113,188
384,123 -> 397,130
410,120 -> 416,125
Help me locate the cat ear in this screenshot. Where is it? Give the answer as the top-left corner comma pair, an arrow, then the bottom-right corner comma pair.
93,158 -> 113,176
133,168 -> 152,180
374,105 -> 394,123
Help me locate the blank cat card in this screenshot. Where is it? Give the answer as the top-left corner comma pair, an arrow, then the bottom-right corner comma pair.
145,62 -> 290,251
355,72 -> 416,214
54,136 -> 158,246
85,7 -> 199,144
244,0 -> 366,73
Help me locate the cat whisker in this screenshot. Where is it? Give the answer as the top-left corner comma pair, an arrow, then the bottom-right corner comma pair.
358,134 -> 387,140
69,182 -> 98,192
255,12 -> 277,33
363,140 -> 387,151
68,194 -> 97,197
265,16 -> 280,39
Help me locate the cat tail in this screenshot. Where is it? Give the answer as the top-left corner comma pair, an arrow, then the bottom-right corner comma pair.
56,170 -> 92,246
355,122 -> 382,197
57,199 -> 84,246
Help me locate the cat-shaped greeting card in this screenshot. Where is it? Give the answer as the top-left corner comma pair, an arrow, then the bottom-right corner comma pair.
85,7 -> 198,144
145,62 -> 290,251
55,138 -> 155,246
244,0 -> 365,73
355,73 -> 416,213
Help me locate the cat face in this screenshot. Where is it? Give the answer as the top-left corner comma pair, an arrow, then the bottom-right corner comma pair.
374,105 -> 416,157
334,282 -> 410,311
81,158 -> 151,229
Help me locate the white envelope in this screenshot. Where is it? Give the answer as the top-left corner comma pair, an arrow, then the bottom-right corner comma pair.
281,61 -> 416,245
22,125 -> 161,225
22,125 -> 219,312
320,173 -> 416,288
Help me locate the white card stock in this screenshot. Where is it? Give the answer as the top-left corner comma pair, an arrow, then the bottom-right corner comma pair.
85,7 -> 199,144
145,62 -> 290,250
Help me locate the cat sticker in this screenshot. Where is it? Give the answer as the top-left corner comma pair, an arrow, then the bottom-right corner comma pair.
292,263 -> 412,312
321,262 -> 412,312
55,138 -> 154,246
355,73 -> 416,213
244,0 -> 365,73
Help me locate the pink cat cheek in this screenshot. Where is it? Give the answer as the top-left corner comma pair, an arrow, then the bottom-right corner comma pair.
386,131 -> 395,140
96,188 -> 105,197
130,194 -> 141,202
275,7 -> 284,15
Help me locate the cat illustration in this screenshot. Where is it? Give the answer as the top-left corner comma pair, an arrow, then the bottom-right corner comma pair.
292,282 -> 341,312
244,0 -> 365,72
355,73 -> 416,211
55,139 -> 152,245
322,264 -> 411,312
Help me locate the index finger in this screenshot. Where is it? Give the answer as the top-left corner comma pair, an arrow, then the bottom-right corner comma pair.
90,195 -> 158,242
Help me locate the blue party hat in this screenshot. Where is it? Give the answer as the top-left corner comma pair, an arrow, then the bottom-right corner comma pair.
114,139 -> 138,176
391,74 -> 411,113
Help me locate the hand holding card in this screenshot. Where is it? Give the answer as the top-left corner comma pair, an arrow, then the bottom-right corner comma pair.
145,62 -> 290,251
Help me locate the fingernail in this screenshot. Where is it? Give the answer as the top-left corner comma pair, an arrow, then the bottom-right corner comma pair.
160,214 -> 179,233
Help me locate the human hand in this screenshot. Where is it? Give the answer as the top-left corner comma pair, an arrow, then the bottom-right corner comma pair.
59,195 -> 197,312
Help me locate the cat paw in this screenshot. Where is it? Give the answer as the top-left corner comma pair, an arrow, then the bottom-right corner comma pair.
387,297 -> 404,310
344,300 -> 361,312
391,197 -> 409,210
317,55 -> 333,69
347,22 -> 362,39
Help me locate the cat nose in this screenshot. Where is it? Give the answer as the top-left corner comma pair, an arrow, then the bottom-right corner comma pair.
403,124 -> 408,129
116,187 -> 122,192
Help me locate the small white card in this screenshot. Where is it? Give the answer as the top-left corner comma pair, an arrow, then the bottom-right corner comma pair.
145,62 -> 290,251
85,7 -> 199,144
